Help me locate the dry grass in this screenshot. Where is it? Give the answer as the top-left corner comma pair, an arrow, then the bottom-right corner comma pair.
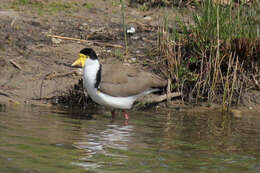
155,0 -> 259,108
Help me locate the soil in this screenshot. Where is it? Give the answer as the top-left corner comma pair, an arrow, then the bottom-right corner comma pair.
0,0 -> 259,111
0,0 -> 170,106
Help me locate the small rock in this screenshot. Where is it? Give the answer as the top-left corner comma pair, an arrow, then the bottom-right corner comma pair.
7,158 -> 13,161
30,21 -> 41,27
130,10 -> 140,16
231,109 -> 242,118
131,36 -> 140,40
89,27 -> 104,33
129,57 -> 136,63
82,23 -> 88,26
51,38 -> 62,44
127,27 -> 136,34
143,16 -> 152,20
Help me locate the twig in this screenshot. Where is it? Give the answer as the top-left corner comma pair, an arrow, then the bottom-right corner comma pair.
72,15 -> 89,21
166,78 -> 171,104
0,90 -> 10,97
47,34 -> 123,48
39,70 -> 81,99
128,20 -> 156,32
11,16 -> 17,27
252,75 -> 260,90
139,92 -> 181,104
12,56 -> 23,61
9,59 -> 22,70
142,37 -> 155,43
120,0 -> 128,53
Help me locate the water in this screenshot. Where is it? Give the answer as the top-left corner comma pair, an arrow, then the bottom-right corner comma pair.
0,105 -> 260,173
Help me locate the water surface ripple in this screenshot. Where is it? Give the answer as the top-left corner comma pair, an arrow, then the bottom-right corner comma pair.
0,106 -> 259,173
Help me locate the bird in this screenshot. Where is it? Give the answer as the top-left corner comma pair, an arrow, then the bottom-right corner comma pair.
72,48 -> 167,120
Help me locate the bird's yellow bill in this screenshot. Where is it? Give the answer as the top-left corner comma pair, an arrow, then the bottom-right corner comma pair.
72,53 -> 88,67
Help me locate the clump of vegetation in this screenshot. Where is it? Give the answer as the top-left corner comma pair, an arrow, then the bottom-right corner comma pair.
82,2 -> 95,9
114,49 -> 124,59
130,0 -> 200,8
55,79 -> 96,108
156,0 -> 259,108
12,0 -> 78,14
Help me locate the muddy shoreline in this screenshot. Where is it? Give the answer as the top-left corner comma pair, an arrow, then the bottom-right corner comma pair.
0,1 -> 259,112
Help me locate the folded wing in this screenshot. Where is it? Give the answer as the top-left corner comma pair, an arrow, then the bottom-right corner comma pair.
99,64 -> 167,97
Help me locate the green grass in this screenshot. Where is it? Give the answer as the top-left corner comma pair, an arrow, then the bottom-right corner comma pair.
157,0 -> 259,108
16,0 -> 30,5
82,2 -> 95,9
138,3 -> 149,12
13,0 -> 78,14
193,0 -> 258,43
120,0 -> 128,54
114,49 -> 124,59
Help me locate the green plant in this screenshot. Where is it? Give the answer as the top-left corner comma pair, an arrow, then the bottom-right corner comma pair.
138,3 -> 148,12
13,0 -> 76,14
156,0 -> 259,108
114,49 -> 124,59
46,2 -> 73,14
120,0 -> 128,54
16,0 -> 30,5
83,2 -> 95,9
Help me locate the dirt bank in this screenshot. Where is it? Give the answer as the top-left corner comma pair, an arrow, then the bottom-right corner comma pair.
0,0 -> 259,111
0,0 -> 166,106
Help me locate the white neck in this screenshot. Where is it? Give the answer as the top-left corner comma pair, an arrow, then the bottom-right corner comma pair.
83,58 -> 100,89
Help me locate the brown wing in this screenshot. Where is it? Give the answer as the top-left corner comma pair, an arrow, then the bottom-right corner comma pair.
99,64 -> 167,97
101,64 -> 137,84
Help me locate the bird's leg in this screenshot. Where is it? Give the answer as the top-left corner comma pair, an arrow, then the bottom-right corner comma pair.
111,110 -> 116,119
122,110 -> 129,120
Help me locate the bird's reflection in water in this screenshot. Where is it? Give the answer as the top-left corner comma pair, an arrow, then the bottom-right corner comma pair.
73,124 -> 134,169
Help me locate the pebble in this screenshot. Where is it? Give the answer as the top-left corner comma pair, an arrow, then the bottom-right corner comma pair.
131,36 -> 140,40
82,23 -> 88,26
231,109 -> 242,118
127,27 -> 136,34
129,57 -> 136,63
143,16 -> 152,20
51,38 -> 62,44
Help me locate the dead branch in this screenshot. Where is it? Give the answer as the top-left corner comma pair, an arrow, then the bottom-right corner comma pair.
39,70 -> 81,99
0,90 -> 10,97
9,59 -> 22,70
139,92 -> 181,104
47,34 -> 123,48
167,78 -> 171,103
128,20 -> 156,32
252,75 -> 260,90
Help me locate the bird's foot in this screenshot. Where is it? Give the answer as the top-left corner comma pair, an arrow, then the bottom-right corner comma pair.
111,110 -> 116,119
122,110 -> 129,120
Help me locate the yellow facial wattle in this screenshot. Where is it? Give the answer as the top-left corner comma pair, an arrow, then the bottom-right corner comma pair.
71,53 -> 88,67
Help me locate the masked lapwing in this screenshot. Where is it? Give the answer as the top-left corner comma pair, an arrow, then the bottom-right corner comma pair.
72,48 -> 167,120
